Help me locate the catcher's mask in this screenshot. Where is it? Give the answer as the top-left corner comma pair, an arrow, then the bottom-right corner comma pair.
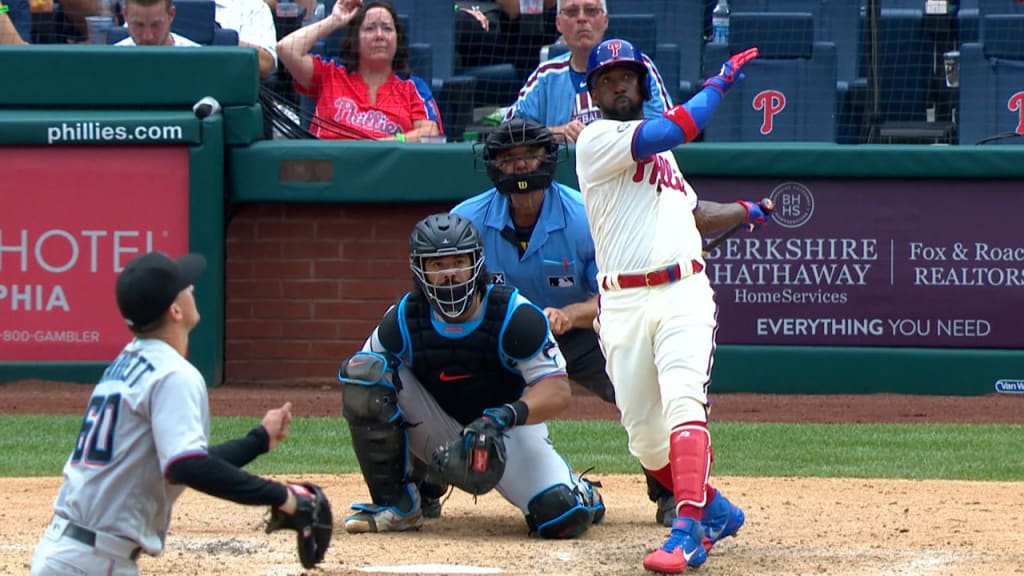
482,118 -> 559,196
409,213 -> 485,319
585,38 -> 651,101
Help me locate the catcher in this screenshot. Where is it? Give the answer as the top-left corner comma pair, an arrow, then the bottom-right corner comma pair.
30,252 -> 331,575
338,213 -> 604,539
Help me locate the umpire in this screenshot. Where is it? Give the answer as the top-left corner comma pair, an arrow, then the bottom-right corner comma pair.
452,118 -> 675,526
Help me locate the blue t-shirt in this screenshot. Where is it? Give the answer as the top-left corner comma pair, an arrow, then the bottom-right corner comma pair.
506,51 -> 673,127
452,183 -> 598,311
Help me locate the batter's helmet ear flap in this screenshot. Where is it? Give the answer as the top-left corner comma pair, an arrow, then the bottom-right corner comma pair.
585,38 -> 650,101
482,118 -> 559,196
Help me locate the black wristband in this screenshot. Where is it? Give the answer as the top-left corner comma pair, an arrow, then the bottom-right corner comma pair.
506,400 -> 530,426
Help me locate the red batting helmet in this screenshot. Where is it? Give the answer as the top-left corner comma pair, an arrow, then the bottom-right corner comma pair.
585,38 -> 650,100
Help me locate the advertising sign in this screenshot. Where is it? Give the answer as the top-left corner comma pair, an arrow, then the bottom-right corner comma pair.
699,178 -> 1023,348
0,146 -> 190,361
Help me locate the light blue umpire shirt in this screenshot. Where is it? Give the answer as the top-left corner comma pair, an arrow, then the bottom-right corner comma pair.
452,182 -> 599,311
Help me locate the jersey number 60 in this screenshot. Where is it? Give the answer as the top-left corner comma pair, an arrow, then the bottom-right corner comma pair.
71,394 -> 122,466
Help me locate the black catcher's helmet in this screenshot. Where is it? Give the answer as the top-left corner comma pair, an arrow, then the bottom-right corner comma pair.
409,213 -> 486,319
483,118 -> 559,196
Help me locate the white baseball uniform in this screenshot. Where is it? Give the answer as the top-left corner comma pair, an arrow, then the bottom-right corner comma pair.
31,338 -> 210,576
575,118 -> 717,472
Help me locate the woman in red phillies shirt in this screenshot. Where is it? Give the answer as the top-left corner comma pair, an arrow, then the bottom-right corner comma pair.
277,0 -> 443,141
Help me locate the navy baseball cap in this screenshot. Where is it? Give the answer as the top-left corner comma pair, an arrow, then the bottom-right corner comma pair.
116,252 -> 206,329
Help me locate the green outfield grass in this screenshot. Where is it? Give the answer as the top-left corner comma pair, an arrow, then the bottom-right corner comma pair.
3,416 -> 1021,480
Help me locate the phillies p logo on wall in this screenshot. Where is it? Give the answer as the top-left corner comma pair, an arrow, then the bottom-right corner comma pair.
753,90 -> 786,135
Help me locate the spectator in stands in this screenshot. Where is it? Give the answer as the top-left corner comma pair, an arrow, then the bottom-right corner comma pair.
215,0 -> 278,77
0,0 -> 29,43
455,0 -> 559,83
117,0 -> 199,46
505,0 -> 672,142
276,0 -> 442,141
0,0 -> 27,44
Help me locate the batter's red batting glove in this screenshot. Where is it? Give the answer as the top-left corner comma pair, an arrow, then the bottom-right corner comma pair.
737,198 -> 774,229
703,47 -> 759,96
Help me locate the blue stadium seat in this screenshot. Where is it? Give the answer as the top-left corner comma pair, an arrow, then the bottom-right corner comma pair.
606,13 -> 658,60
608,0 -> 705,102
701,13 -> 838,142
727,0 -> 860,142
860,8 -> 945,142
957,0 -> 1024,44
728,0 -> 860,83
957,14 -> 1024,144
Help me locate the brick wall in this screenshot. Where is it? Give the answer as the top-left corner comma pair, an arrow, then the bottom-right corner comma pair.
223,203 -> 450,385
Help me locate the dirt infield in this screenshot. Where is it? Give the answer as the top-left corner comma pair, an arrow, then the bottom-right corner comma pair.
2,381 -> 1022,576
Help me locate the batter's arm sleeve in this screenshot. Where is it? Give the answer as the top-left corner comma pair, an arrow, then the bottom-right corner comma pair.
166,454 -> 289,507
633,85 -> 727,159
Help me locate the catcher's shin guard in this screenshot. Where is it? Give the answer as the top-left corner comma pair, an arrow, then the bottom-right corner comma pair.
668,423 -> 712,519
340,353 -> 412,507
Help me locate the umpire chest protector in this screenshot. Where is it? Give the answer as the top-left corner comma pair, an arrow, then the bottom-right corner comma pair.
378,285 -> 543,425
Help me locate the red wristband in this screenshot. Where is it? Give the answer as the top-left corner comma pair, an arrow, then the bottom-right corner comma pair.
664,105 -> 700,143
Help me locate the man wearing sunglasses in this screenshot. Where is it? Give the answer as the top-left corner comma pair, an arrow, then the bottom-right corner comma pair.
505,0 -> 673,143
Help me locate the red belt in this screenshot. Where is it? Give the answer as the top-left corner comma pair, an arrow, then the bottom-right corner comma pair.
601,260 -> 704,290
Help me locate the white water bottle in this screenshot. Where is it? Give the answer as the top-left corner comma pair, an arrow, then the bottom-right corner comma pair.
712,0 -> 730,44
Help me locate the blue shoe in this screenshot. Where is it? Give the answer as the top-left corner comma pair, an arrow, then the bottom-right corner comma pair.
701,489 -> 745,551
643,517 -> 707,574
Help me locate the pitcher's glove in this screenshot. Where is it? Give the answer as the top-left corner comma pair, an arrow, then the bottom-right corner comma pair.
266,482 -> 333,569
431,414 -> 509,496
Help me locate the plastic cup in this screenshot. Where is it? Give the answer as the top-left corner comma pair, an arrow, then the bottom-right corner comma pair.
943,51 -> 959,88
85,16 -> 115,44
421,134 -> 448,144
519,0 -> 544,15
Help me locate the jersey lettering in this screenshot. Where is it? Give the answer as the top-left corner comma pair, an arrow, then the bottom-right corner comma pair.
753,90 -> 786,135
71,393 -> 122,466
100,351 -> 156,388
333,97 -> 401,136
571,92 -> 602,125
632,156 -> 685,193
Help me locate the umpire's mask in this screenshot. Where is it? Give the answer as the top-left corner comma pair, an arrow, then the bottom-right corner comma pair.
483,118 -> 559,196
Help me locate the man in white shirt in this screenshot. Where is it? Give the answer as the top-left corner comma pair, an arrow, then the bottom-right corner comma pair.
215,0 -> 278,78
117,0 -> 200,46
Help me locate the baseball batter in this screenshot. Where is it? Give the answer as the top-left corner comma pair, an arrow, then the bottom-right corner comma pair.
452,117 -> 677,526
575,39 -> 768,574
337,213 -> 604,539
31,252 -> 330,575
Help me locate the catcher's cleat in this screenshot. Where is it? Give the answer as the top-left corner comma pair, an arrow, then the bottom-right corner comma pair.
656,493 -> 675,527
643,517 -> 707,574
700,489 -> 745,552
344,503 -> 424,533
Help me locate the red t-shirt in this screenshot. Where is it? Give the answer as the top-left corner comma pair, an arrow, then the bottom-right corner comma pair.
295,56 -> 432,140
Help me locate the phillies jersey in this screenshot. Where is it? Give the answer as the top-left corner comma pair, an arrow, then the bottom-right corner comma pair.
296,56 -> 438,139
506,51 -> 673,127
52,338 -> 211,556
574,119 -> 703,275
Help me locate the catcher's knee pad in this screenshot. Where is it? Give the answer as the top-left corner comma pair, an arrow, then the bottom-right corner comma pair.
525,482 -> 602,539
339,352 -> 410,505
340,352 -> 402,424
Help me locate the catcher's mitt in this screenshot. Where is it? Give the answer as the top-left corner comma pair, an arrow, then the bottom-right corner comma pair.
266,482 -> 333,569
431,416 -> 507,496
